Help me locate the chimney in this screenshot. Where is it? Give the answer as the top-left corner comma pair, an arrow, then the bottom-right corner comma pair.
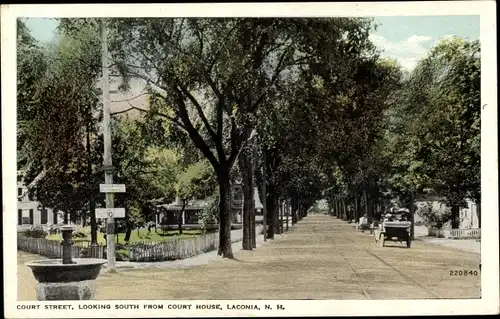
175,196 -> 181,205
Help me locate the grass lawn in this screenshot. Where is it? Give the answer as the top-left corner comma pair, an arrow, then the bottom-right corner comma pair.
46,227 -> 204,245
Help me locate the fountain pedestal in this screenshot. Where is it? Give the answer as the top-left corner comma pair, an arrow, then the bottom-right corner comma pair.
26,225 -> 107,300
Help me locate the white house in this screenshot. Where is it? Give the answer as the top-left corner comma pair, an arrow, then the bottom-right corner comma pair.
415,196 -> 480,229
17,171 -> 62,232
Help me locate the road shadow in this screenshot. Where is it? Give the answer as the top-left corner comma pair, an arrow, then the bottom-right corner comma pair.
232,257 -> 262,264
379,245 -> 411,249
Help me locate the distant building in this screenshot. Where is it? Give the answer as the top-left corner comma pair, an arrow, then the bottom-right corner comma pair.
415,195 -> 480,229
17,171 -> 63,232
155,183 -> 264,227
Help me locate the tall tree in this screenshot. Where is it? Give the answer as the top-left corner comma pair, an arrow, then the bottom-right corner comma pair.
19,21 -> 103,242
387,37 -> 480,229
104,18 -> 361,257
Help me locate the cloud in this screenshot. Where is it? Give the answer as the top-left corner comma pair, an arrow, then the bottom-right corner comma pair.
369,34 -> 435,71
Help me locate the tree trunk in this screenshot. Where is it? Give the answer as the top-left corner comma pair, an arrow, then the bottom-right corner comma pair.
217,171 -> 234,258
239,149 -> 253,250
266,185 -> 277,239
409,193 -> 415,240
363,190 -> 369,217
336,197 -> 341,218
354,194 -> 359,221
450,205 -> 460,229
251,189 -> 256,248
291,195 -> 298,224
286,199 -> 289,231
90,200 -> 97,244
124,227 -> 132,242
342,197 -> 347,221
279,199 -> 284,234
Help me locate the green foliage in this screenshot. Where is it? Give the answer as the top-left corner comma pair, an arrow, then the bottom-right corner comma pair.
198,196 -> 219,233
384,37 -> 480,209
115,249 -> 130,261
112,117 -> 181,223
19,20 -> 103,222
416,202 -> 452,229
176,161 -> 216,201
24,227 -> 48,239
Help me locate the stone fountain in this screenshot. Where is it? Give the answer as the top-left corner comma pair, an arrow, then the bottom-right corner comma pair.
26,225 -> 107,300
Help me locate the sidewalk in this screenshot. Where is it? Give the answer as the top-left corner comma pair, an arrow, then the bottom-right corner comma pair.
417,237 -> 480,254
101,224 -> 291,271
413,225 -> 480,254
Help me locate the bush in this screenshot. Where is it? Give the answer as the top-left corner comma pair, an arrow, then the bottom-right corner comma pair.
116,249 -> 130,261
416,202 -> 452,229
24,226 -> 48,238
198,196 -> 219,233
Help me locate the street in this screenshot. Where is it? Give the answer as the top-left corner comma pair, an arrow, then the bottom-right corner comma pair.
18,215 -> 480,300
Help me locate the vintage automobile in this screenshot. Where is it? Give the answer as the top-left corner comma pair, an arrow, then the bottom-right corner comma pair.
357,215 -> 372,233
373,210 -> 412,248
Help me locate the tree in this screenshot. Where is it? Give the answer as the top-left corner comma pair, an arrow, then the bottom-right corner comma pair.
387,37 -> 480,229
111,116 -> 181,241
18,20 -> 104,242
105,18 -> 363,257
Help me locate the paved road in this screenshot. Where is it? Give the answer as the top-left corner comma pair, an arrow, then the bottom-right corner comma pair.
18,215 -> 480,300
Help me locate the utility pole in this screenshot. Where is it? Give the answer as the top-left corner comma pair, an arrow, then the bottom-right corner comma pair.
101,19 -> 116,272
262,149 -> 267,242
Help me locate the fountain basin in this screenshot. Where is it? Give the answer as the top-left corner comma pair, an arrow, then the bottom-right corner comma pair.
26,258 -> 107,300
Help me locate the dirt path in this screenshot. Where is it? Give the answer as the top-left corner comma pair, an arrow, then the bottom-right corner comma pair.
18,215 -> 480,300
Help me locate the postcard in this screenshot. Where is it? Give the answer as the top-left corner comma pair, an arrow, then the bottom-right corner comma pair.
2,2 -> 498,318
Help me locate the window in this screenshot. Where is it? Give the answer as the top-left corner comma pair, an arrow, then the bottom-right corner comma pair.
41,208 -> 48,224
21,209 -> 30,225
17,175 -> 22,182
18,209 -> 22,225
53,211 -> 58,224
29,209 -> 34,225
18,188 -> 22,197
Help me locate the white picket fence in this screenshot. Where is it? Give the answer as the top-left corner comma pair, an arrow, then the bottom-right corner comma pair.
447,228 -> 481,239
129,226 -> 263,262
17,236 -> 105,259
18,226 -> 266,262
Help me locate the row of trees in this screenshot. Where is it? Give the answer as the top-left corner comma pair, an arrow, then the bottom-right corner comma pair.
17,17 -> 480,259
323,36 -> 481,232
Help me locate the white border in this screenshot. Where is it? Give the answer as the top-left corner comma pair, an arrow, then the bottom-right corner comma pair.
2,2 -> 498,317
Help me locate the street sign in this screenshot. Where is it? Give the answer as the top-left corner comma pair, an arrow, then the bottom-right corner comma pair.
95,208 -> 126,219
100,184 -> 126,193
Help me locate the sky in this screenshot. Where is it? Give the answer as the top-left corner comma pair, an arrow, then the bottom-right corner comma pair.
22,15 -> 480,72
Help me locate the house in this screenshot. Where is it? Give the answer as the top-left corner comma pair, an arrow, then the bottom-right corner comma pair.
155,184 -> 264,227
17,171 -> 63,232
415,195 -> 480,229
155,197 -> 208,227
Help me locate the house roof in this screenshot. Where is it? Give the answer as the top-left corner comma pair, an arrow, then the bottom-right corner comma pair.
158,199 -> 209,211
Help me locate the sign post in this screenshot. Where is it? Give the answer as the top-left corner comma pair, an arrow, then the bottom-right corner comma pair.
100,19 -> 123,273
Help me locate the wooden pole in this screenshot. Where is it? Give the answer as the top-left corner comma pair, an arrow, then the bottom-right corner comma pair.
101,19 -> 116,272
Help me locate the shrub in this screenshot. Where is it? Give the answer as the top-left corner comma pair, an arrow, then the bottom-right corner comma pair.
24,226 -> 48,238
416,202 -> 452,229
116,249 -> 130,261
198,196 -> 219,233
